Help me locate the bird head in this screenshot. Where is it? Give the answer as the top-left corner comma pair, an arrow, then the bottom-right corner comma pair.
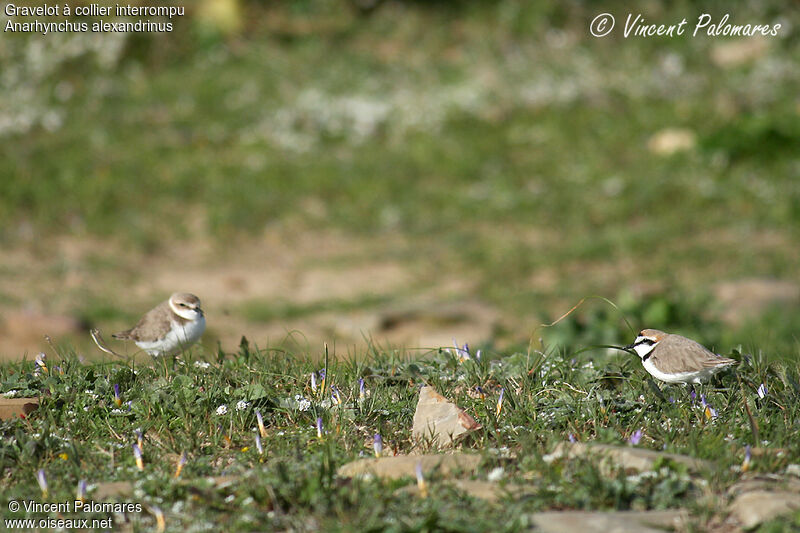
169,293 -> 204,320
623,329 -> 666,359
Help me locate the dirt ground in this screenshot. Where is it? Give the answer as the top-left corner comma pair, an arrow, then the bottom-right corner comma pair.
0,227 -> 502,360
2,222 -> 797,361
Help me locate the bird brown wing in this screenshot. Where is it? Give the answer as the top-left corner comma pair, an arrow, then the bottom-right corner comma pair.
649,335 -> 734,374
702,356 -> 738,368
112,301 -> 173,342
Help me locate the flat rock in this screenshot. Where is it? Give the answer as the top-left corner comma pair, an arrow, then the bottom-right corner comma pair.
730,490 -> 800,529
450,480 -> 535,502
647,128 -> 696,156
412,386 -> 481,447
0,397 -> 39,420
530,510 -> 687,533
399,479 -> 533,501
545,442 -> 710,473
728,475 -> 800,497
337,453 -> 481,480
93,481 -> 133,500
710,37 -> 769,68
397,479 -> 534,502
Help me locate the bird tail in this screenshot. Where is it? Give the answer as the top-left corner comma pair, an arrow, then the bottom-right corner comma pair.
704,356 -> 738,368
111,330 -> 132,340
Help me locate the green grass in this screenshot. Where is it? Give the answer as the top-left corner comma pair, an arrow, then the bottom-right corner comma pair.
1,328 -> 799,531
2,2 -> 800,528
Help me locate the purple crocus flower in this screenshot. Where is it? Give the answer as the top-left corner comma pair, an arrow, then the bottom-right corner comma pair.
628,429 -> 643,445
174,452 -> 187,478
133,443 -> 144,470
316,417 -> 324,439
37,469 -> 48,497
700,394 -> 718,419
742,444 -> 752,472
452,339 -> 471,361
373,434 -> 383,457
256,410 -> 267,438
415,462 -> 428,497
496,388 -> 505,416
76,479 -> 87,502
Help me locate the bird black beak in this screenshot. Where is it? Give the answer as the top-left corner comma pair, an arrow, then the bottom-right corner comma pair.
622,343 -> 636,351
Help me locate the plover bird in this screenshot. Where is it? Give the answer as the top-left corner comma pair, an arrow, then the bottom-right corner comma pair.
113,293 -> 205,357
624,329 -> 737,384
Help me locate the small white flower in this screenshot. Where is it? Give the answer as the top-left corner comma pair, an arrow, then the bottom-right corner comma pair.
235,400 -> 249,411
757,383 -> 768,399
216,405 -> 228,416
3,390 -> 18,398
194,361 -> 211,369
297,398 -> 311,412
487,467 -> 505,482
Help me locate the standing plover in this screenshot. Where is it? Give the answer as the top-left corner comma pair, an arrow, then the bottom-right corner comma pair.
624,329 -> 737,384
113,293 -> 205,356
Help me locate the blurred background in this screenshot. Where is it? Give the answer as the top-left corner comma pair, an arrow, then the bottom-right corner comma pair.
0,0 -> 798,361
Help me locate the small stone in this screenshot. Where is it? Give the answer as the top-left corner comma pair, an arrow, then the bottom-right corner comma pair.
0,397 -> 39,421
530,510 -> 687,533
397,479 -> 534,502
647,128 -> 696,155
544,442 -> 710,473
337,453 -> 481,480
412,386 -> 481,447
730,490 -> 800,529
93,481 -> 133,500
728,475 -> 800,497
710,37 -> 769,68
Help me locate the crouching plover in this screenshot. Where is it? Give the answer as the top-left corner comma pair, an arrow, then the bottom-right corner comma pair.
624,329 -> 737,384
113,293 -> 206,357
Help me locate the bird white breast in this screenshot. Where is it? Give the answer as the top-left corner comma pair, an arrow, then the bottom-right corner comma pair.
136,316 -> 206,357
642,357 -> 721,384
